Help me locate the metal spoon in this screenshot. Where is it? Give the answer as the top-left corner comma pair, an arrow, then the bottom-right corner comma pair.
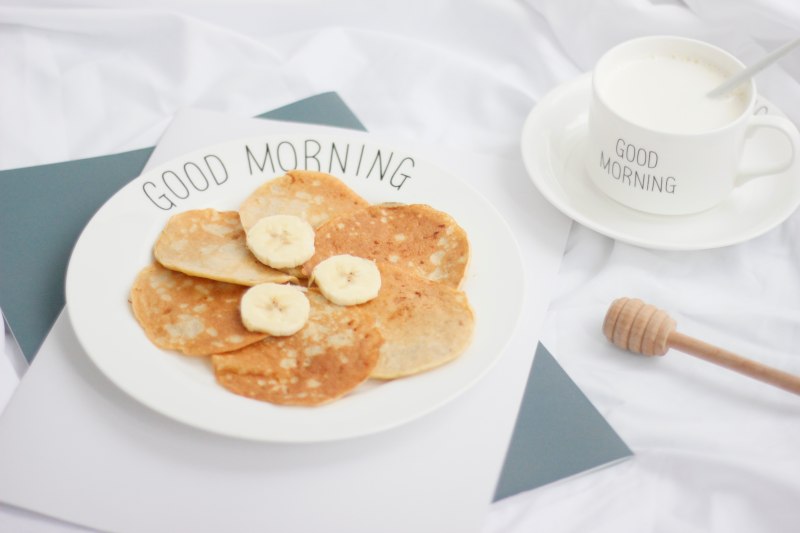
707,37 -> 800,98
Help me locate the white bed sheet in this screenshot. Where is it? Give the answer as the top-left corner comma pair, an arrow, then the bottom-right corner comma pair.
2,1 -> 800,531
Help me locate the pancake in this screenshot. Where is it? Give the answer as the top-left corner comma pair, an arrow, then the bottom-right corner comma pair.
362,263 -> 474,379
130,263 -> 267,356
302,204 -> 469,288
211,290 -> 382,406
238,170 -> 369,231
154,209 -> 296,286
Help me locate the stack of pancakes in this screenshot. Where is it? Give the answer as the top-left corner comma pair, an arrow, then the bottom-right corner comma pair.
130,170 -> 474,406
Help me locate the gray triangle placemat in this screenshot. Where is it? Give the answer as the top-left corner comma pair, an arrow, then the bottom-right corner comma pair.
0,93 -> 631,500
256,92 -> 366,131
493,342 -> 632,500
0,93 -> 360,363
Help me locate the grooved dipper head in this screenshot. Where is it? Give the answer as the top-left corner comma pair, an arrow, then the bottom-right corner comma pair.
603,297 -> 676,356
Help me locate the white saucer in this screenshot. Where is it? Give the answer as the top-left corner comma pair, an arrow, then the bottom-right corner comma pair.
521,73 -> 800,250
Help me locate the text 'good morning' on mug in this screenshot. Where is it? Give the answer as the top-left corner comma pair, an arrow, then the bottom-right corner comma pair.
586,36 -> 800,215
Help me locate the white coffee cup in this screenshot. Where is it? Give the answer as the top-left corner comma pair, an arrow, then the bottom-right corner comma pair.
586,36 -> 800,215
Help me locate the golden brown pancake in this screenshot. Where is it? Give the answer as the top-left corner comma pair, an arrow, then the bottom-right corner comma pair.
302,204 -> 470,288
238,170 -> 369,231
154,209 -> 295,286
361,263 -> 474,379
211,290 -> 382,406
130,263 -> 267,356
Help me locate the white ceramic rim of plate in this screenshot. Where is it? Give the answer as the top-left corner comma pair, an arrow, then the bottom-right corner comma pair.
521,73 -> 800,251
65,132 -> 525,443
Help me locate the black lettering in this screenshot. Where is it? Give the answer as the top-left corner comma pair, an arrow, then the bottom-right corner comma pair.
162,171 -> 190,199
615,138 -> 625,158
245,144 -> 275,174
204,155 -> 228,184
633,168 -> 645,189
600,151 -> 612,172
651,174 -> 663,192
366,150 -> 393,180
665,176 -> 676,194
329,142 -> 349,174
622,165 -> 633,185
304,139 -> 321,171
183,162 -> 209,191
355,144 -> 366,175
389,157 -> 415,190
625,144 -> 636,163
390,173 -> 412,189
636,148 -> 647,166
611,161 -> 621,179
648,151 -> 658,169
276,141 -> 298,171
143,182 -> 175,210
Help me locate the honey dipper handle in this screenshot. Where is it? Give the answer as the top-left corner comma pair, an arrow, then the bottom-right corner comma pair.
668,332 -> 800,395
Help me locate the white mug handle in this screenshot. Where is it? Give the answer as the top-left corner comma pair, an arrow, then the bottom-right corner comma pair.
736,115 -> 800,186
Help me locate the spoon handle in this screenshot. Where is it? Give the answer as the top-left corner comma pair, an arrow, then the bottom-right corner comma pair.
708,37 -> 800,98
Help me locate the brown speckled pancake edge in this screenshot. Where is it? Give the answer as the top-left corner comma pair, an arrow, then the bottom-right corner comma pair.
302,204 -> 470,288
363,263 -> 474,379
211,290 -> 383,406
130,263 -> 267,356
153,209 -> 296,286
238,170 -> 369,231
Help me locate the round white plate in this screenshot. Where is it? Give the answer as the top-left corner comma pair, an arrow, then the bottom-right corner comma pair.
66,133 -> 523,443
521,73 -> 800,250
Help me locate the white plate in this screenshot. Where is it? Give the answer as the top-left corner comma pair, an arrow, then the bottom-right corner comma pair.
521,73 -> 800,250
65,133 -> 524,443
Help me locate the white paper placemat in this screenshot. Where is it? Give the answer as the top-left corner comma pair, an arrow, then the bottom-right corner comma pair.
0,109 -> 571,533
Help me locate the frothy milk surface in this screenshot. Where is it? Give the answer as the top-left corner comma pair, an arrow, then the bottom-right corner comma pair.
601,55 -> 749,134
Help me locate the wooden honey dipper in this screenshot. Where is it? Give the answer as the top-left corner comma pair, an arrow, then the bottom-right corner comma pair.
603,297 -> 800,396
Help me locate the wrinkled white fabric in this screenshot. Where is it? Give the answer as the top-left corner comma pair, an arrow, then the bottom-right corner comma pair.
1,1 -> 800,531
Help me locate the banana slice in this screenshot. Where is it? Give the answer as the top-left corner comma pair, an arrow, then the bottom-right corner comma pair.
310,255 -> 381,306
246,215 -> 315,269
240,283 -> 310,336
